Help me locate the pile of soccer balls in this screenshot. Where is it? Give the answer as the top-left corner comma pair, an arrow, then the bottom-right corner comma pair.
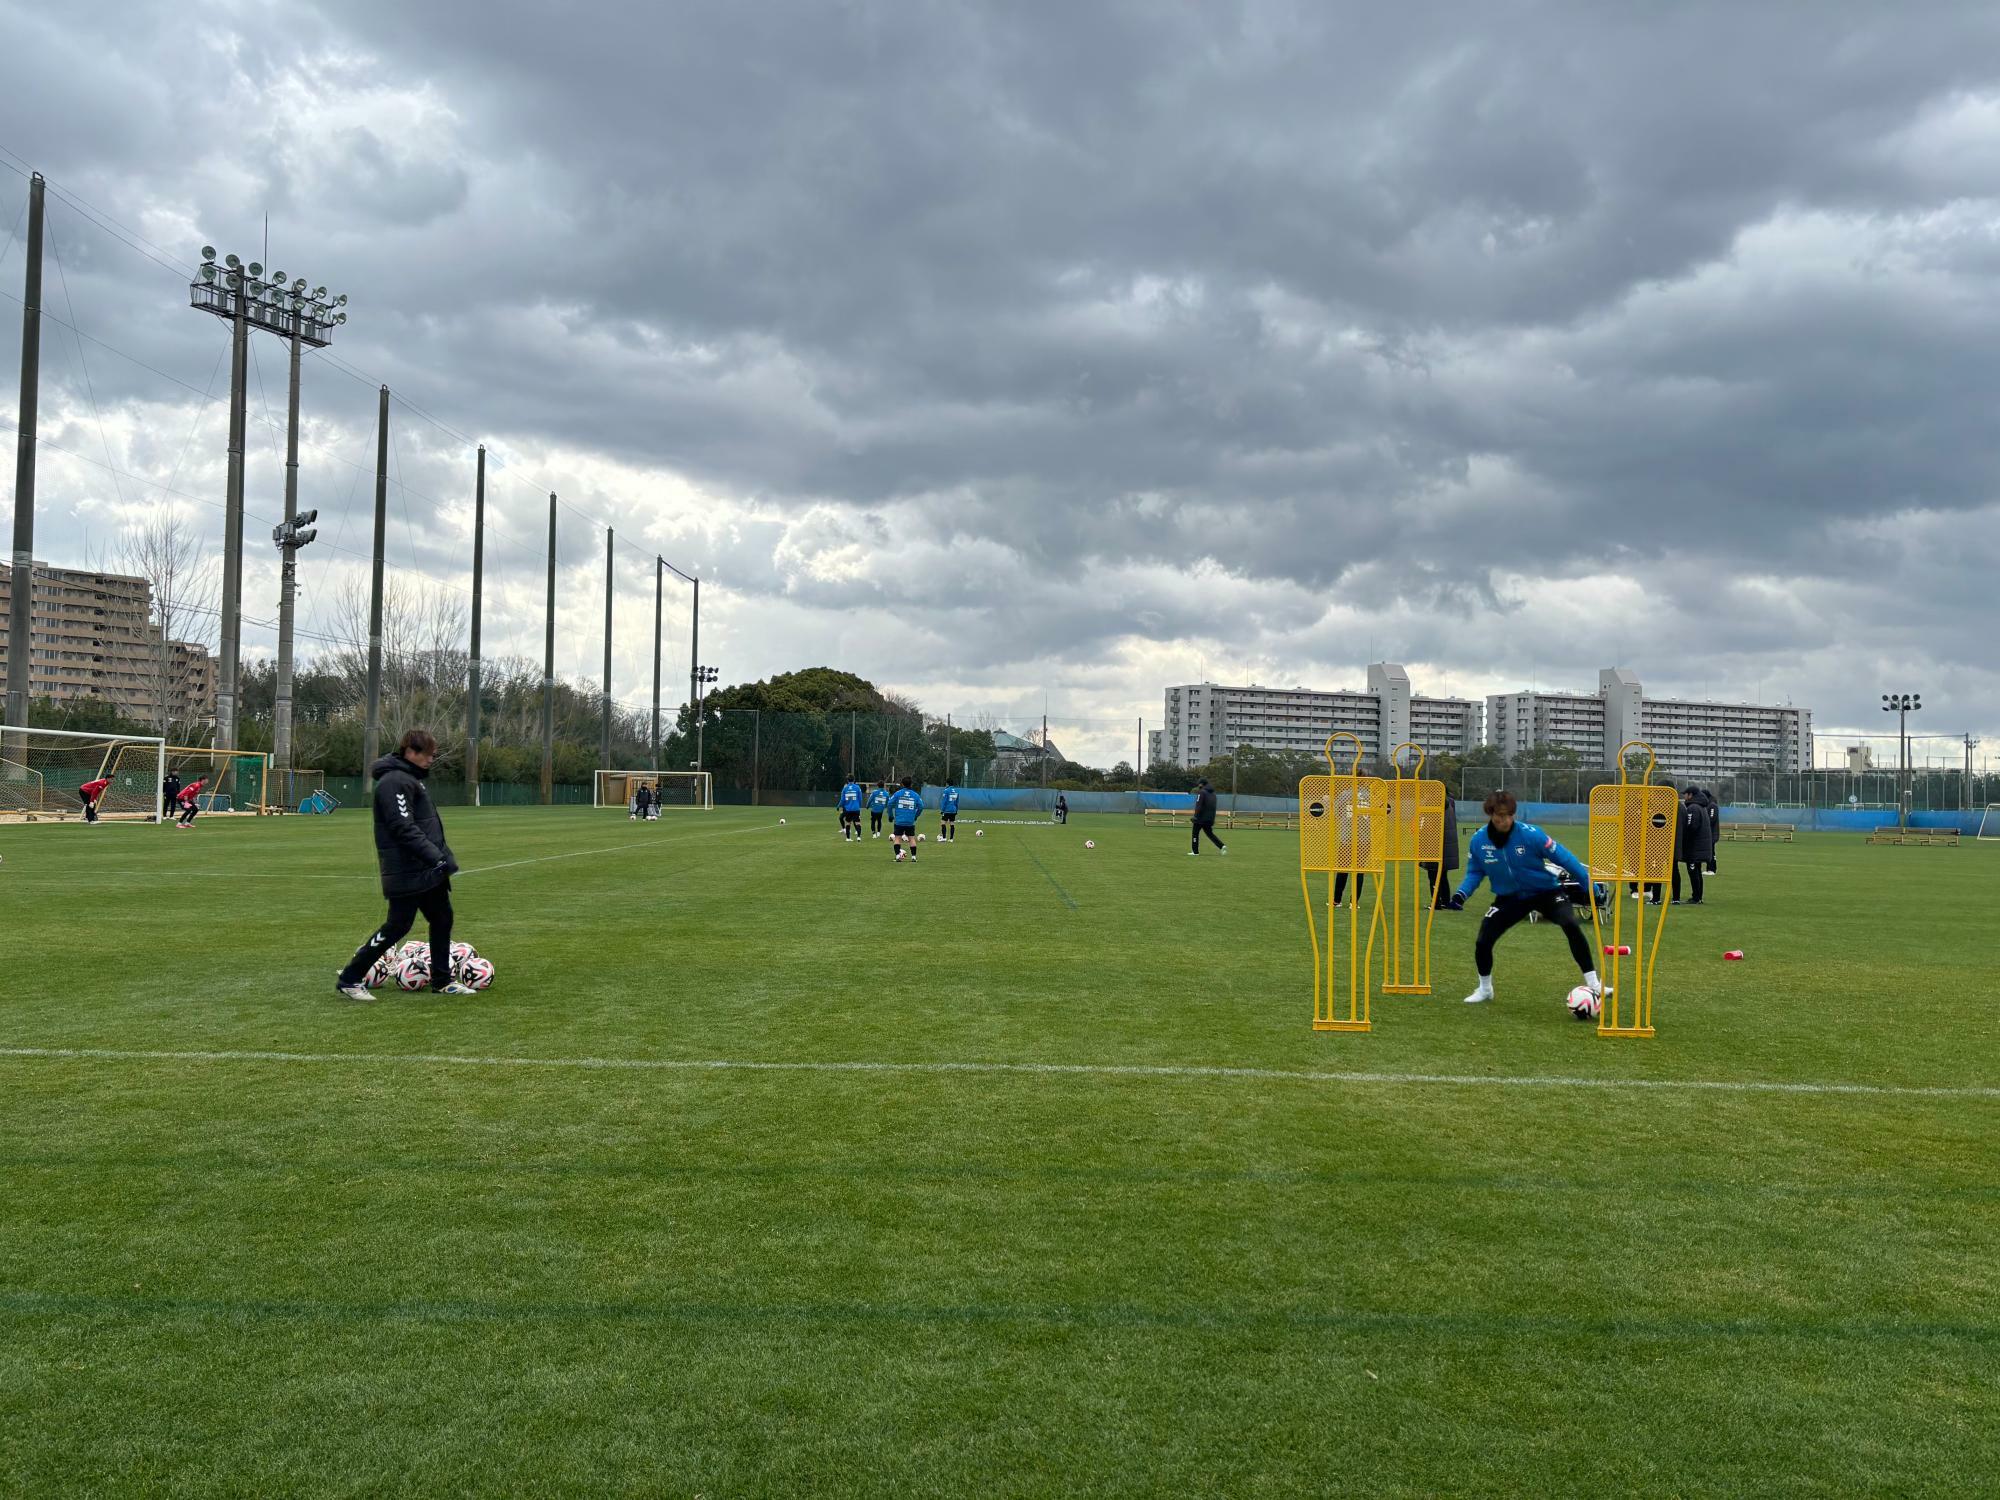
364,939 -> 496,992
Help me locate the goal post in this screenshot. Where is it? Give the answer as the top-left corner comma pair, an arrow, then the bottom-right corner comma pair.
594,769 -> 714,811
1977,805 -> 2000,841
104,743 -> 270,815
0,725 -> 166,821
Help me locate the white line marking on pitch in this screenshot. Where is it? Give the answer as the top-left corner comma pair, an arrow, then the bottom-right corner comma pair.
0,1046 -> 1992,1100
454,820 -> 778,876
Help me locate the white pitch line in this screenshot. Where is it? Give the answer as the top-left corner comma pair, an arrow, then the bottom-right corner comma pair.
0,1046 -> 1993,1101
453,819 -> 778,876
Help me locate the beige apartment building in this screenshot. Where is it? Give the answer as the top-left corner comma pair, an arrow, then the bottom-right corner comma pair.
0,561 -> 216,727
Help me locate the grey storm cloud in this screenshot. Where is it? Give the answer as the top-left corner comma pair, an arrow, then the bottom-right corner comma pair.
3,0 -> 1999,759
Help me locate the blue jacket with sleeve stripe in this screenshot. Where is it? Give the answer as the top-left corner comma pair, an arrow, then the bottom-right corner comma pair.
1456,821 -> 1590,902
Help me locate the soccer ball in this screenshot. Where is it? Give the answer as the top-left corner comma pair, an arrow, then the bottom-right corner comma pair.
918,833 -> 926,842
397,939 -> 428,961
459,955 -> 495,990
779,817 -> 787,825
364,954 -> 396,989
397,951 -> 431,991
449,941 -> 477,976
1566,985 -> 1601,1022
1084,839 -> 1096,849
975,828 -> 984,837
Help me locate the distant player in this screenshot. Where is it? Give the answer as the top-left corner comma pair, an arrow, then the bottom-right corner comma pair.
867,783 -> 889,838
77,776 -> 110,824
1054,792 -> 1069,825
1449,790 -> 1602,1009
174,779 -> 204,828
1188,779 -> 1225,857
839,778 -> 864,841
889,776 -> 923,862
938,783 -> 961,841
632,782 -> 653,821
161,770 -> 182,821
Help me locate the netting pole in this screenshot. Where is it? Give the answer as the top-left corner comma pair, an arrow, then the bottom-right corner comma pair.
4,173 -> 44,761
650,555 -> 662,772
467,445 -> 485,805
362,384 -> 388,791
273,323 -> 304,801
601,526 -> 614,771
540,492 -> 556,805
216,272 -> 250,779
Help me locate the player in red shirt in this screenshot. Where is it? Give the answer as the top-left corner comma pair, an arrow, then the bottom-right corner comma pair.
175,779 -> 204,828
78,777 -> 110,824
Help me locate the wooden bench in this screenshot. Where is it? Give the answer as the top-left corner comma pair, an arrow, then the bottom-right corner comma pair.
1142,807 -> 1301,831
1721,823 -> 1794,843
1866,826 -> 1961,847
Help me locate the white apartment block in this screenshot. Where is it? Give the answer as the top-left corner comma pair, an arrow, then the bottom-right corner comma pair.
1155,664 -> 1484,769
1486,669 -> 1810,775
0,561 -> 216,726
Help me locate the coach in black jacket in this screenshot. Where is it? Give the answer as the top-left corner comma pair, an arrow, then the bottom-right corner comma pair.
333,729 -> 468,1001
1189,779 -> 1226,856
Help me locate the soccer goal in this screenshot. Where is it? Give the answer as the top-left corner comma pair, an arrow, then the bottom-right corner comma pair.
102,742 -> 271,815
594,769 -> 714,811
271,767 -> 329,814
1977,805 -> 2000,841
0,725 -> 166,821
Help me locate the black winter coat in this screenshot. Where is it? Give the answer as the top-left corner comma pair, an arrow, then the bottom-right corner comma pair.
1440,797 -> 1461,873
1680,798 -> 1716,863
1194,786 -> 1218,822
369,753 -> 457,897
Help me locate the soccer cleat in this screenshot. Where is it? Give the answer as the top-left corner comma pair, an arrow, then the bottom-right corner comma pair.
434,981 -> 477,996
334,975 -> 375,1004
1218,844 -> 1228,855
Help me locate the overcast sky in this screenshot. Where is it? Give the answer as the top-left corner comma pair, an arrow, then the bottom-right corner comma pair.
2,1 -> 1997,768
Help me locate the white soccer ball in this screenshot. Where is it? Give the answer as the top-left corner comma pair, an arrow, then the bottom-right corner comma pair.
449,941 -> 477,976
459,955 -> 495,990
779,817 -> 787,825
975,828 -> 984,837
1566,985 -> 1601,1022
396,939 -> 428,961
397,952 -> 431,991
364,955 -> 396,989
918,833 -> 926,842
1084,839 -> 1096,849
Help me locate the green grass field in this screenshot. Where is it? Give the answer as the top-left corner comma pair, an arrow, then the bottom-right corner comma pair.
2,806 -> 1995,1496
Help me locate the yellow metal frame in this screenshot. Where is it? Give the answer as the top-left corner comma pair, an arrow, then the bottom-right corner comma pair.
104,743 -> 270,817
1301,732 -> 1387,1033
1585,741 -> 1675,1038
1377,742 -> 1446,996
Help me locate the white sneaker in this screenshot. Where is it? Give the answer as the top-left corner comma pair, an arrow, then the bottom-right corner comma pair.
1218,845 -> 1228,855
1463,986 -> 1492,1004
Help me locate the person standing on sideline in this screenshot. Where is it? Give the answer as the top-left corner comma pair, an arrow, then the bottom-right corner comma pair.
1054,792 -> 1069,825
77,776 -> 110,824
334,729 -> 475,1002
839,778 -> 864,841
1427,795 -> 1461,908
632,782 -> 653,821
1697,785 -> 1720,873
889,776 -> 924,862
867,783 -> 889,838
1448,790 -> 1603,1008
161,770 -> 182,821
938,783 -> 961,841
1674,785 -> 1714,905
174,779 -> 205,828
1189,779 -> 1226,857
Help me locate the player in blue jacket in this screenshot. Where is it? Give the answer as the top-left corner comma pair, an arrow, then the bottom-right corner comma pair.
1450,789 -> 1602,1007
838,779 -> 864,842
889,777 -> 924,861
867,784 -> 889,838
938,784 -> 961,841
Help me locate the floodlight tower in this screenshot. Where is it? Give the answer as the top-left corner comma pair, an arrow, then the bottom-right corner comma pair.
1881,691 -> 1921,827
188,247 -> 346,772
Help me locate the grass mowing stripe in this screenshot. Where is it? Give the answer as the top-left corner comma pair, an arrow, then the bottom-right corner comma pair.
4,1044 -> 1997,1099
1013,830 -> 1079,910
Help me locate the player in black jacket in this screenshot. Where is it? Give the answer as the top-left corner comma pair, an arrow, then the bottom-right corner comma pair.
333,729 -> 474,1001
1188,779 -> 1226,856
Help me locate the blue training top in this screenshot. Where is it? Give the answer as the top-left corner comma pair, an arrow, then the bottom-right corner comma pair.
1456,821 -> 1590,901
890,788 -> 923,825
940,787 -> 960,814
840,781 -> 863,812
868,788 -> 889,811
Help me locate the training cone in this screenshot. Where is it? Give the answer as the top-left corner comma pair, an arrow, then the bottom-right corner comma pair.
1723,950 -> 1745,961
1602,944 -> 1632,957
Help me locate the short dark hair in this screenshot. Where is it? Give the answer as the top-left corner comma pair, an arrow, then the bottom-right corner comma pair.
899,776 -> 912,788
1483,789 -> 1517,816
399,729 -> 438,758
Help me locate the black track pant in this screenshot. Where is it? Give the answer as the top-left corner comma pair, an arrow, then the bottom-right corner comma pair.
870,811 -> 883,833
1673,862 -> 1705,903
1191,818 -> 1224,853
1474,891 -> 1593,979
339,881 -> 454,989
80,792 -> 98,823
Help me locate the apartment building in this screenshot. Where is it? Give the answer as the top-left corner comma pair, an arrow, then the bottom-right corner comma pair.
0,561 -> 216,726
1154,664 -> 1484,769
1486,669 -> 1810,775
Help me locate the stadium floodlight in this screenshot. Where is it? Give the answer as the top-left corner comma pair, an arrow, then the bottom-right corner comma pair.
201,245 -> 217,262
297,509 -> 318,526
292,277 -> 306,292
199,264 -> 216,282
247,261 -> 262,277
224,252 -> 241,268
270,270 -> 285,286
335,293 -> 347,306
314,286 -> 326,297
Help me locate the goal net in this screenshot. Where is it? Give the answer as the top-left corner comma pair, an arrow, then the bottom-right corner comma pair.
595,769 -> 714,810
1978,805 -> 2000,841
102,742 -> 270,815
271,768 -> 330,813
0,725 -> 166,821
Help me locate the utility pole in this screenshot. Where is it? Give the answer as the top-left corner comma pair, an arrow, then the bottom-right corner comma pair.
650,556 -> 663,772
4,171 -> 44,755
752,708 -> 760,805
363,386 -> 389,787
601,527 -> 614,771
216,286 -> 248,768
688,576 -> 699,738
271,320 -> 306,801
467,446 -> 485,802
541,493 -> 556,804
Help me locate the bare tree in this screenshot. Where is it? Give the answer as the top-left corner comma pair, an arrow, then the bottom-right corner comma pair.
120,512 -> 219,735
